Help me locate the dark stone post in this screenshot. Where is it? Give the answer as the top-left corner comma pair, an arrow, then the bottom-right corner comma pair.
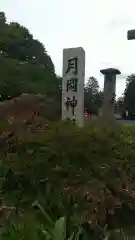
100,68 -> 121,120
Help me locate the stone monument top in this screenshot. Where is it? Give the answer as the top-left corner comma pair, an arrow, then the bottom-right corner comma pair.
100,68 -> 121,75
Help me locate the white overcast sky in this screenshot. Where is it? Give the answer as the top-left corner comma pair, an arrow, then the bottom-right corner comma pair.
1,0 -> 135,97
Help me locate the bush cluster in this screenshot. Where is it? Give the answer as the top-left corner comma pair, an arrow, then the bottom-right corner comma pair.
1,121 -> 135,238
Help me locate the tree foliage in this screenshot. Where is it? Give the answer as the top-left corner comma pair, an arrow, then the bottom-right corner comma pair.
124,74 -> 135,118
0,12 -> 60,101
115,96 -> 124,116
84,77 -> 103,114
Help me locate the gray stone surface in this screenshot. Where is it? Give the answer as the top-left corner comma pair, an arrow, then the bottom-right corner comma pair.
100,68 -> 121,120
62,47 -> 85,127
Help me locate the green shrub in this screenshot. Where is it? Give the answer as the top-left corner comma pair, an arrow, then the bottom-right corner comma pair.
1,121 -> 135,238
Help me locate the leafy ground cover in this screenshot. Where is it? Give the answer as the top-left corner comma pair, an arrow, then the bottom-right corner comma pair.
0,119 -> 135,239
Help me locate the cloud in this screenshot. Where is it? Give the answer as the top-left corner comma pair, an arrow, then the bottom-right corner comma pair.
1,0 -> 135,97
107,18 -> 132,28
117,73 -> 128,79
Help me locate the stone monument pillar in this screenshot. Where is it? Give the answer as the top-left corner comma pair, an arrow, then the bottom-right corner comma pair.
62,47 -> 85,127
100,68 -> 121,120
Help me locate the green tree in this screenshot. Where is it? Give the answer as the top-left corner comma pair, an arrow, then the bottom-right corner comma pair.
86,77 -> 99,95
84,77 -> 103,114
0,12 -> 6,25
124,74 -> 135,118
0,12 -> 60,100
115,96 -> 124,117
